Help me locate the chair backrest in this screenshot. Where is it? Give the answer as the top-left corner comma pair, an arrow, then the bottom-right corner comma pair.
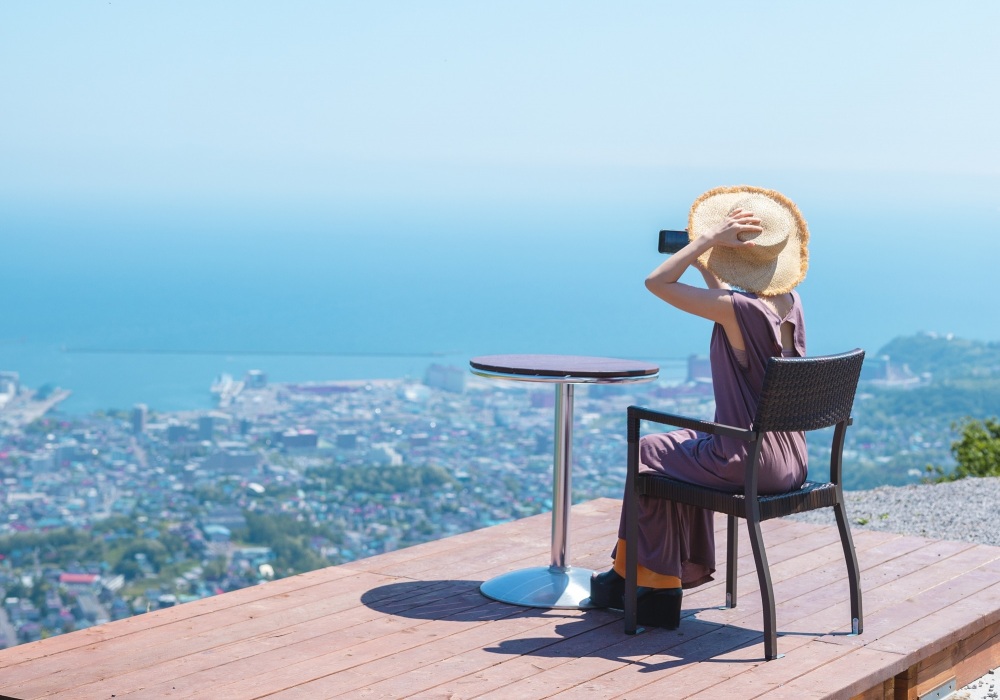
752,349 -> 865,433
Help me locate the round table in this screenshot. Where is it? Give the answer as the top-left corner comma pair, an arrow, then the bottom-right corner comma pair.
469,354 -> 659,609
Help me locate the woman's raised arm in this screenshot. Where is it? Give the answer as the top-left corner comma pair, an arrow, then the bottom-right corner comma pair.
644,208 -> 761,331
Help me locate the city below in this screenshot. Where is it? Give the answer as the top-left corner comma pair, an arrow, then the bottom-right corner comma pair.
0,354 -> 931,648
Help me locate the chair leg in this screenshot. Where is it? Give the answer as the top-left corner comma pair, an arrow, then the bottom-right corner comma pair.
833,502 -> 864,635
726,515 -> 738,608
624,464 -> 639,634
747,520 -> 778,660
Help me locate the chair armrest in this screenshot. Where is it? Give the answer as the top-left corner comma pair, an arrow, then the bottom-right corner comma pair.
627,406 -> 756,442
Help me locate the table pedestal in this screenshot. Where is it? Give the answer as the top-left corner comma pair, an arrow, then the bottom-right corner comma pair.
469,354 -> 658,610
479,565 -> 595,609
479,384 -> 597,609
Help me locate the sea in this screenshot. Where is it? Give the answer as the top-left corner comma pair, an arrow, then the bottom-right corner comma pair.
2,190 -> 997,415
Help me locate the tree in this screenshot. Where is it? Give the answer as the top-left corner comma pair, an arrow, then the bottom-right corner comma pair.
934,417 -> 1000,481
950,417 -> 1000,479
203,557 -> 227,581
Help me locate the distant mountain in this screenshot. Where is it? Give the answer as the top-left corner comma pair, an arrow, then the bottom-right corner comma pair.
859,334 -> 1000,421
877,333 -> 1000,380
839,333 -> 1000,490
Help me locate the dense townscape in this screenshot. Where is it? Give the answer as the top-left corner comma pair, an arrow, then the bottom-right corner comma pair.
0,339 -> 965,648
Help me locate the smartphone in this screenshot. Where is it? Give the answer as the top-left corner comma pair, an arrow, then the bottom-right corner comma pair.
658,229 -> 689,254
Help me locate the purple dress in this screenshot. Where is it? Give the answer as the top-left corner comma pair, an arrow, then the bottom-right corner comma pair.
616,290 -> 808,586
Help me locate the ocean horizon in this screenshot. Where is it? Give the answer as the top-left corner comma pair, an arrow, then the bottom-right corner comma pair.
3,194 -> 997,414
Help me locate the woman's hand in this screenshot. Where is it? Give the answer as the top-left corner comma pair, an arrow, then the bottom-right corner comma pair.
642,207 -> 759,348
703,208 -> 762,248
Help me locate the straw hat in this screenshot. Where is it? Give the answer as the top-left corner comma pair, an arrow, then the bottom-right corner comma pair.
687,185 -> 809,296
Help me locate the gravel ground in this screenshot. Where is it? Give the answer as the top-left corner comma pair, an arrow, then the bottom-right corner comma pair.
787,477 -> 1000,699
787,476 -> 1000,546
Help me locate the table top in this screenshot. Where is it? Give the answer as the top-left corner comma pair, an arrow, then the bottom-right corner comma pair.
469,354 -> 659,383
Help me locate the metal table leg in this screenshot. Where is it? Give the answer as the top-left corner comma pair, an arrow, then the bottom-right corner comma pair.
479,383 -> 596,609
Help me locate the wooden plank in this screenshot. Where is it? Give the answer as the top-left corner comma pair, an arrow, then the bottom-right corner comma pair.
107,583 -> 517,699
757,646 -> 907,700
690,531 -> 939,638
531,531 -> 977,698
808,546 -> 1000,650
116,587 -> 540,699
411,526 -> 835,698
776,540 -> 991,643
704,525 -> 905,601
850,677 -> 895,700
894,665 -> 918,700
681,639 -> 864,699
914,648 -> 959,700
435,618 -> 731,699
953,621 -> 1000,690
679,525 -> 845,614
414,614 -> 727,700
862,560 -> 1000,656
4,504 -> 616,696
0,569 -> 415,692
2,502 -> 1000,700
690,529 -> 906,623
883,616 -> 1000,700
0,562 -> 365,667
497,622 -> 785,700
272,611 -> 622,699
599,632 -> 818,699
3,576 -> 485,698
417,528 -> 931,700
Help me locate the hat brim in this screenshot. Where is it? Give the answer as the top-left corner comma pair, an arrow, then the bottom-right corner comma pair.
687,185 -> 809,296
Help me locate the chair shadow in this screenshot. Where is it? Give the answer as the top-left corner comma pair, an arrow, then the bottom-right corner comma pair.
360,580 -> 774,669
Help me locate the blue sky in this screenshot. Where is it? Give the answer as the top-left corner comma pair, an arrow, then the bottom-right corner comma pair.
2,1 -> 997,212
1,2 -> 999,404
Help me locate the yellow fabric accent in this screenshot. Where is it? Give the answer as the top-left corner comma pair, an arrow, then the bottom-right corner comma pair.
613,538 -> 682,589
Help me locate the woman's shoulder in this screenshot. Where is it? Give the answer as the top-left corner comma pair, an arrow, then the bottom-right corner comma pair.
734,289 -> 803,310
789,290 -> 805,317
732,290 -> 804,332
730,290 -> 768,312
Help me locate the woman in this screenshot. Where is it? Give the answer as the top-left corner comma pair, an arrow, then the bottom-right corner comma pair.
589,186 -> 810,627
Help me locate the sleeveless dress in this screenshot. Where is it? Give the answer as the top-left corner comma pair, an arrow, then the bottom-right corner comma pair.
614,290 -> 808,586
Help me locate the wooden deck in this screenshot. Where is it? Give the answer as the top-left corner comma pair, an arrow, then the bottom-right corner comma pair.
2,497 -> 1000,699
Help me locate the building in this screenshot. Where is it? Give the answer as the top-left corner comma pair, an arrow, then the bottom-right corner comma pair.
278,429 -> 318,450
861,355 -> 921,387
424,364 -> 465,393
687,355 -> 712,383
166,424 -> 190,444
201,449 -> 261,475
336,431 -> 358,449
0,371 -> 19,395
245,370 -> 267,389
58,573 -> 100,589
131,404 -> 147,435
370,443 -> 403,467
197,416 -> 215,442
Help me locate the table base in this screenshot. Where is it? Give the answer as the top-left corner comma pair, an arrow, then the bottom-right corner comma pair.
479,566 -> 597,609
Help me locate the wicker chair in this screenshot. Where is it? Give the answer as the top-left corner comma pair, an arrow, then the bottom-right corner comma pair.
623,348 -> 866,661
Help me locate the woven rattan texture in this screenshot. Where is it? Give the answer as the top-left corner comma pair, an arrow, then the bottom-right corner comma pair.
636,477 -> 839,521
753,349 -> 865,432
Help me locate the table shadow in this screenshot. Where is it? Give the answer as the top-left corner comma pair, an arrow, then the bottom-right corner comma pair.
360,579 -> 773,668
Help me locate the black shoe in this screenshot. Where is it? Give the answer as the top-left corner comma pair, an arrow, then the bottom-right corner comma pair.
636,588 -> 683,630
589,569 -> 625,608
591,570 -> 683,629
